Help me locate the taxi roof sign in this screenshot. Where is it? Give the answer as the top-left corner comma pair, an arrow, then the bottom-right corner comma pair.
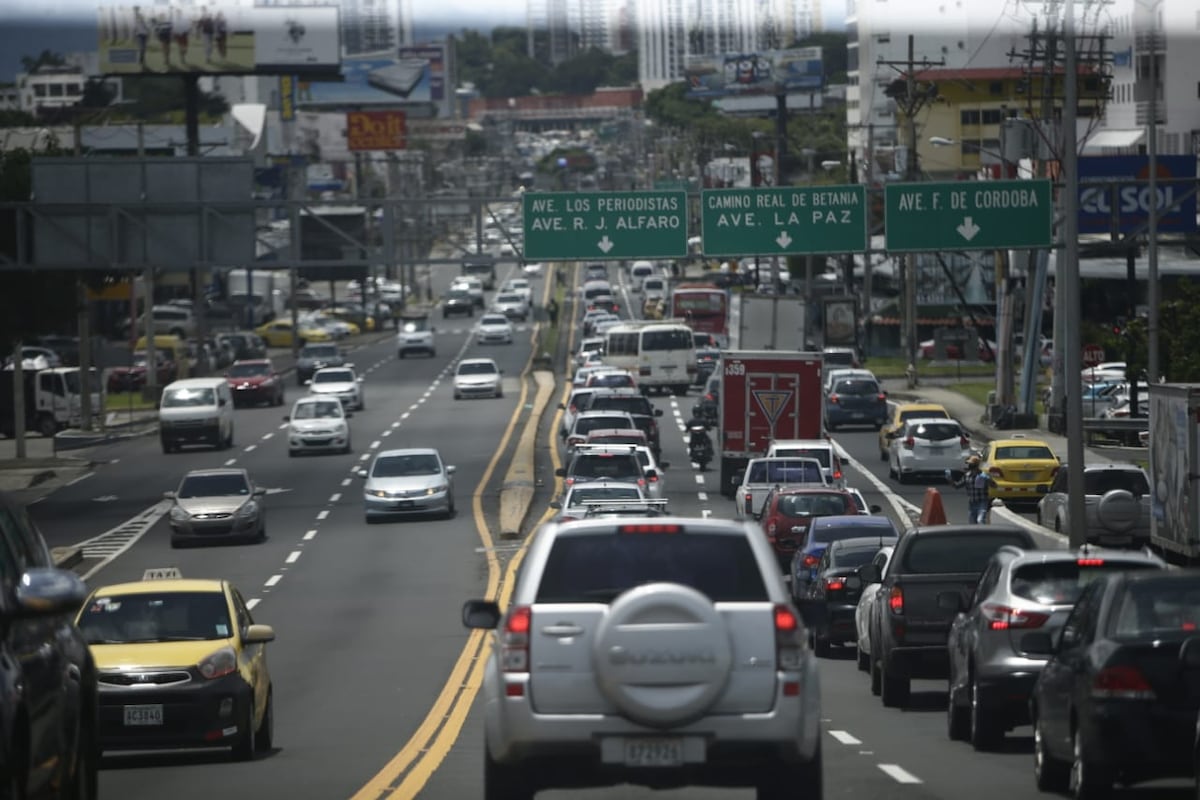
142,567 -> 183,581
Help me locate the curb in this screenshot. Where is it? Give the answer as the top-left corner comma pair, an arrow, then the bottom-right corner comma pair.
497,370 -> 557,539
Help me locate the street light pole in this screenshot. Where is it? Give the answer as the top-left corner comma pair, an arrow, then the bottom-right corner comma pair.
1147,6 -> 1160,383
903,35 -> 920,380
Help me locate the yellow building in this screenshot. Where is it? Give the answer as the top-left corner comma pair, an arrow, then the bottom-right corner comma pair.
898,66 -> 1110,179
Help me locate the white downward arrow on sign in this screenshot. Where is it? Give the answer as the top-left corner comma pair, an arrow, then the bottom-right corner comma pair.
597,235 -> 614,253
776,231 -> 793,249
956,216 -> 981,241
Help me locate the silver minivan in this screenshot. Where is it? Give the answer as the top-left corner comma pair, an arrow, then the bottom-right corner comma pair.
158,377 -> 234,453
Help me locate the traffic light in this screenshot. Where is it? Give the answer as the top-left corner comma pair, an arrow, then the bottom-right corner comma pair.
1112,316 -> 1127,336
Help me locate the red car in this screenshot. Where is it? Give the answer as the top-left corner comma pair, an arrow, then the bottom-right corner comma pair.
106,351 -> 176,393
756,487 -> 859,570
226,359 -> 285,407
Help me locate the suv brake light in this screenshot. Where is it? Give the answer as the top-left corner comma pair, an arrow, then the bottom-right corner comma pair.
802,554 -> 820,568
1092,665 -> 1155,700
982,603 -> 1048,630
619,523 -> 681,534
774,604 -> 804,672
824,577 -> 845,592
903,436 -> 915,449
888,585 -> 904,614
828,393 -> 839,404
501,606 -> 531,672
1077,558 -> 1106,566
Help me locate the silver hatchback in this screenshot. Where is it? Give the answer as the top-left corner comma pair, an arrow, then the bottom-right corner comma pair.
359,448 -> 456,521
945,544 -> 1165,750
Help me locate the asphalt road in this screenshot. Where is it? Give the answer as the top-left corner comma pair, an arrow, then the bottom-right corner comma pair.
25,263 -> 1193,800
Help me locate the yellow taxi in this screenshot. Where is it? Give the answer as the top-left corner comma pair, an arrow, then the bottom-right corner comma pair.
980,436 -> 1061,501
75,568 -> 275,759
877,402 -> 951,460
255,318 -> 332,348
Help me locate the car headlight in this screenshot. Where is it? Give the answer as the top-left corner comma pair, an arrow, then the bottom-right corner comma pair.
366,489 -> 389,498
198,646 -> 238,680
169,505 -> 191,521
236,501 -> 259,519
427,483 -> 448,495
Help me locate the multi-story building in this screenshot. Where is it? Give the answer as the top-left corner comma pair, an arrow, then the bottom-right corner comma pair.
528,0 -> 635,65
637,0 -> 693,89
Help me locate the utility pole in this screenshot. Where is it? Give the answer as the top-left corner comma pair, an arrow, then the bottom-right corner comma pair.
1063,1 -> 1087,551
878,36 -> 943,380
1146,4 -> 1160,383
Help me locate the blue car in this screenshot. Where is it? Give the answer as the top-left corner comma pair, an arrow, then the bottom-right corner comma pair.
824,375 -> 888,431
790,515 -> 900,602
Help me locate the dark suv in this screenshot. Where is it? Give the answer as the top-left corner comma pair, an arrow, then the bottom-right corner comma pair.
443,288 -> 475,318
581,388 -> 665,457
0,491 -> 98,799
295,342 -> 345,385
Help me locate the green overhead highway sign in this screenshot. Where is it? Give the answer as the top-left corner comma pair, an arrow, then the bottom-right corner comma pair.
522,191 -> 688,260
701,185 -> 867,256
884,179 -> 1053,252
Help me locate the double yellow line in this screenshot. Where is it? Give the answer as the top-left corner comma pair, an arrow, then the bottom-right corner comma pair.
350,265 -> 577,800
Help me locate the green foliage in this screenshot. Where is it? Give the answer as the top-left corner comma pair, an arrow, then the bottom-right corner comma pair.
0,109 -> 40,128
20,50 -> 66,73
1159,279 -> 1200,382
454,30 -> 638,99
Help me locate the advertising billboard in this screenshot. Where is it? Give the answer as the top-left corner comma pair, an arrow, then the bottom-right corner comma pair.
1078,154 -> 1198,234
297,43 -> 446,108
685,48 -> 823,99
98,3 -> 341,75
398,45 -> 446,102
346,111 -> 407,151
822,296 -> 858,348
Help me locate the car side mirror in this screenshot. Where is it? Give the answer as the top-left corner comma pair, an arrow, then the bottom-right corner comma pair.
1020,632 -> 1056,656
555,468 -> 566,477
304,380 -> 312,386
163,490 -> 176,500
445,465 -> 456,475
549,501 -> 562,509
357,469 -> 369,478
654,409 -> 663,417
282,415 -> 290,421
462,599 -> 502,630
869,504 -> 882,513
243,623 -> 276,644
13,567 -> 88,618
936,591 -> 965,613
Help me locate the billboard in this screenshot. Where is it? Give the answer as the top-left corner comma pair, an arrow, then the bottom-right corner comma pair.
1078,154 -> 1198,234
822,296 -> 858,348
347,111 -> 407,151
297,44 -> 446,108
98,3 -> 341,75
685,48 -> 823,99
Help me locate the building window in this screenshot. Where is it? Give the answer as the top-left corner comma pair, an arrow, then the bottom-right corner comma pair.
49,84 -> 64,97
960,109 -> 981,125
876,33 -> 890,43
66,83 -> 81,95
961,140 -> 981,156
989,81 -> 1003,95
981,109 -> 1003,124
33,84 -> 46,97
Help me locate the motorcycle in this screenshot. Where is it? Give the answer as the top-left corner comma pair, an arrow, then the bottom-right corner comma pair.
687,424 -> 714,471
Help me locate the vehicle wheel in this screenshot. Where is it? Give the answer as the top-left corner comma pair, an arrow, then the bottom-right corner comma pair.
969,676 -> 1002,750
814,634 -> 831,658
444,494 -> 455,519
757,747 -> 821,800
254,689 -> 274,753
38,415 -> 58,438
879,448 -> 889,462
1070,726 -> 1110,799
161,438 -> 174,454
398,351 -> 406,359
856,646 -> 869,672
226,428 -> 235,449
880,658 -> 910,708
232,699 -> 256,761
870,643 -> 882,696
63,702 -> 98,800
288,449 -> 297,458
5,733 -> 27,800
1034,714 -> 1070,792
484,748 -> 533,800
898,469 -> 910,485
947,684 -> 969,741
276,391 -> 285,407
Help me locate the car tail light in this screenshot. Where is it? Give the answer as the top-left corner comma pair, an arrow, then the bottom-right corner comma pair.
704,393 -> 714,402
745,492 -> 753,511
559,515 -> 579,522
774,604 -> 804,670
1077,558 -> 1106,566
646,473 -> 659,483
833,464 -> 843,481
802,554 -> 820,568
982,603 -> 1049,631
960,435 -> 970,449
824,577 -> 845,592
1091,665 -> 1156,700
620,523 -> 681,534
903,436 -> 915,449
877,393 -> 887,401
638,477 -> 647,489
989,466 -> 1004,478
888,585 -> 904,614
828,393 -> 839,404
564,477 -> 576,487
501,606 -> 531,672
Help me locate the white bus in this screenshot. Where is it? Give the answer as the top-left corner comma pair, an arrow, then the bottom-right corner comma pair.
603,320 -> 697,396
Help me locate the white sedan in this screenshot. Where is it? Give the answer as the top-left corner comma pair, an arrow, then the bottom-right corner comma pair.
501,277 -> 534,305
307,366 -> 364,410
854,545 -> 896,672
475,314 -> 514,345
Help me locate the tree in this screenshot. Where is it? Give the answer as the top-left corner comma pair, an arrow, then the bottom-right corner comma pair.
20,50 -> 66,73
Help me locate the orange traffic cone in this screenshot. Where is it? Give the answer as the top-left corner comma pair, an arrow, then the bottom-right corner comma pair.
919,487 -> 948,526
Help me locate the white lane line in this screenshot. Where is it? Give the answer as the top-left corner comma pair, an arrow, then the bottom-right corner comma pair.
76,500 -> 173,580
316,509 -> 330,520
285,551 -> 301,564
329,493 -> 341,503
381,429 -> 392,437
66,472 -> 94,487
359,454 -> 370,461
407,405 -> 418,412
261,432 -> 273,440
697,492 -> 708,502
402,411 -> 411,419
264,575 -> 282,587
877,765 -> 922,784
694,475 -> 705,484
829,731 -> 862,746
391,421 -> 401,428
303,529 -> 317,540
246,598 -> 260,610
244,444 -> 257,453
278,423 -> 289,430
341,478 -> 351,487
701,509 -> 712,518
224,458 -> 237,466
370,440 -> 381,449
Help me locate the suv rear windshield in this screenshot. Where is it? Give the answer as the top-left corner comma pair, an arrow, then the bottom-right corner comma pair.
834,379 -> 880,396
778,493 -> 852,518
586,395 -> 654,416
1011,560 -> 1160,605
902,532 -> 1032,573
910,422 -> 962,441
1083,470 -> 1150,496
574,416 -> 634,437
536,532 -> 768,603
747,460 -> 823,484
643,329 -> 693,351
568,453 -> 643,481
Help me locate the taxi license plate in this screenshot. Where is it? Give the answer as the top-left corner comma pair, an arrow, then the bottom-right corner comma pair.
624,738 -> 683,767
1020,471 -> 1036,480
124,704 -> 163,726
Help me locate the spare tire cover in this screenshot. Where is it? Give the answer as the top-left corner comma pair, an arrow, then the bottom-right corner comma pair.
1097,489 -> 1138,534
592,582 -> 734,728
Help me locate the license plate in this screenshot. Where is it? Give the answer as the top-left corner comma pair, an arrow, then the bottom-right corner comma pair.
624,738 -> 683,767
852,412 -> 865,418
393,500 -> 414,509
927,446 -> 945,453
124,704 -> 163,726
1020,471 -> 1036,480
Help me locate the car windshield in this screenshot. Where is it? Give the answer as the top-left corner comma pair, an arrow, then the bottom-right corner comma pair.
770,448 -> 831,468
292,401 -> 342,420
576,417 -> 634,435
1011,560 -> 1160,605
458,362 -> 497,376
902,532 -> 1031,573
831,547 -> 882,569
177,473 -> 250,498
78,591 -> 233,644
481,316 -> 508,326
302,345 -> 338,359
372,454 -> 442,477
910,422 -> 962,441
314,370 -> 353,384
835,379 -> 879,396
1111,577 -> 1200,638
568,486 -> 642,505
747,460 -> 823,483
569,454 -> 641,481
161,387 -> 215,408
900,408 -> 948,423
824,352 -> 855,366
496,294 -> 522,304
811,523 -> 889,545
536,532 -> 768,603
402,319 -> 430,332
228,363 -> 270,378
777,493 -> 852,518
448,290 -> 471,300
995,445 -> 1055,460
1083,470 -> 1150,495
589,396 -> 651,415
61,369 -> 98,394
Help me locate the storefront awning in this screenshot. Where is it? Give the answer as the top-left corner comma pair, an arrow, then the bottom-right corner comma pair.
1082,129 -> 1146,151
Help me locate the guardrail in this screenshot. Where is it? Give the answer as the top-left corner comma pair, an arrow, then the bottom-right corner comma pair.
1082,417 -> 1148,447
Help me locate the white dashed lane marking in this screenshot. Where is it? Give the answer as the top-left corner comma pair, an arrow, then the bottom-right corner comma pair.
224,458 -> 237,466
316,510 -> 330,520
264,575 -> 282,587
261,432 -> 273,440
877,765 -> 922,784
370,440 -> 381,449
341,478 -> 352,487
244,445 -> 257,453
304,530 -> 317,540
697,492 -> 708,502
329,493 -> 341,503
693,475 -> 705,484
285,551 -> 301,564
246,598 -> 260,610
829,731 -> 862,746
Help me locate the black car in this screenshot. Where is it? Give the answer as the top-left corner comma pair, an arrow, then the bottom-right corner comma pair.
580,388 -> 665,458
0,491 -> 98,799
1028,570 -> 1200,796
443,289 -> 475,318
695,346 -> 721,384
295,342 -> 345,386
806,536 -> 896,656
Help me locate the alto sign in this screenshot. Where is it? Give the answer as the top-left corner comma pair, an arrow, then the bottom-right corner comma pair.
1077,155 -> 1197,234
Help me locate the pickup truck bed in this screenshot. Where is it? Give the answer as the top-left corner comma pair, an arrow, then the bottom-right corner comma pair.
733,457 -> 827,518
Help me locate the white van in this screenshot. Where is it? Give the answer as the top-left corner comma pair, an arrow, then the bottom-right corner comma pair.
159,377 -> 235,453
629,261 -> 655,292
603,320 -> 696,396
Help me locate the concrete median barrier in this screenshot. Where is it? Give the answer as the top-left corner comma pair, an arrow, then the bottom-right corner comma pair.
498,370 -> 556,539
989,499 -> 1067,550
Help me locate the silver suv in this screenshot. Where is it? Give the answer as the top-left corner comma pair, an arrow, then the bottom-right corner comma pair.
1035,462 -> 1152,547
945,544 -> 1165,750
462,517 -> 824,799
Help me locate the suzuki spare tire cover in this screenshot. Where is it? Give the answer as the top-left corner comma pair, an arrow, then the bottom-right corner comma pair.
1097,489 -> 1138,534
592,582 -> 734,728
